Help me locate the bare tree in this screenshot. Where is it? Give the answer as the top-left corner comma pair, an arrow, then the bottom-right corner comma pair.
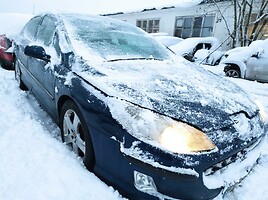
234,0 -> 268,47
209,0 -> 267,47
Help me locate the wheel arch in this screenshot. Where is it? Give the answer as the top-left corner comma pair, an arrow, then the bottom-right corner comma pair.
224,61 -> 246,78
14,55 -> 28,91
56,94 -> 92,126
57,95 -> 73,121
58,97 -> 95,170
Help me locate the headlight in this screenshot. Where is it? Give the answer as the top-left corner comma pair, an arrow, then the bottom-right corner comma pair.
108,101 -> 217,154
159,122 -> 216,154
255,99 -> 267,123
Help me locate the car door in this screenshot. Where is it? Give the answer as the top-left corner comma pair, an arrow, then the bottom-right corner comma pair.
28,15 -> 58,113
247,49 -> 268,82
15,16 -> 43,89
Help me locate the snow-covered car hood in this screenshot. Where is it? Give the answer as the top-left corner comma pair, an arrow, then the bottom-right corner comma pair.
194,49 -> 224,65
73,57 -> 258,132
169,37 -> 220,56
222,48 -> 253,64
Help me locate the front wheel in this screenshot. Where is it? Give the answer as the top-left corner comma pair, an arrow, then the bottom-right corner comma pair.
60,100 -> 95,170
14,59 -> 28,90
225,68 -> 241,78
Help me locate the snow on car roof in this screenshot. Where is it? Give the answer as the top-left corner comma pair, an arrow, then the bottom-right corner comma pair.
153,35 -> 184,47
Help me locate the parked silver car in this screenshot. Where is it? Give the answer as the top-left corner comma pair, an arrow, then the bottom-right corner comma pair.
223,39 -> 268,82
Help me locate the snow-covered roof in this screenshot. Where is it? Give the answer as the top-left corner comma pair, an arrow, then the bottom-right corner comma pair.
102,0 -> 230,16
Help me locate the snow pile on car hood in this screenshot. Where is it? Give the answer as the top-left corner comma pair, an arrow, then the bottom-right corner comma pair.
169,37 -> 220,56
60,13 -> 261,147
72,56 -> 258,132
223,39 -> 268,64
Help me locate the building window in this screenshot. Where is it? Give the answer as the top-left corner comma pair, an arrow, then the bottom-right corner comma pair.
174,15 -> 215,38
136,19 -> 160,33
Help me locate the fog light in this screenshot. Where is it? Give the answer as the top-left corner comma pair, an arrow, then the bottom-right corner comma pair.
134,171 -> 157,193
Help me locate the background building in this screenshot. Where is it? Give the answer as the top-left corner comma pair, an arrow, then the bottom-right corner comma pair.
106,0 -> 268,50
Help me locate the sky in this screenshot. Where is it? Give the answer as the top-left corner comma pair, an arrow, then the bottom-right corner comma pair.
0,0 -> 202,15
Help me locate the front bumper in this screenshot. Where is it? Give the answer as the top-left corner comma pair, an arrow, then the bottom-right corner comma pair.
0,51 -> 13,62
0,52 -> 14,69
88,118 -> 266,200
120,135 -> 265,200
203,136 -> 265,197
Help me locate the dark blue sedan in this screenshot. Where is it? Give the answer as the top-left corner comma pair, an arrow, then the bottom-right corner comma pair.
14,13 -> 266,200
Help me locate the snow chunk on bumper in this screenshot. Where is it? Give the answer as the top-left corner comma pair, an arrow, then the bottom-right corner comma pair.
203,136 -> 265,191
120,141 -> 199,177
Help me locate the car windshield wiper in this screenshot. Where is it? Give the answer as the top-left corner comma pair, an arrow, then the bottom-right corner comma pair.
106,57 -> 163,62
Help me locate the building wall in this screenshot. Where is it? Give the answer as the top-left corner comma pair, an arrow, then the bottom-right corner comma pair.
108,1 -> 235,50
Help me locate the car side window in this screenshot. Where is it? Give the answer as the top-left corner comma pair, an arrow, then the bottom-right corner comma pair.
204,43 -> 212,50
23,16 -> 43,40
36,16 -> 56,46
193,43 -> 204,54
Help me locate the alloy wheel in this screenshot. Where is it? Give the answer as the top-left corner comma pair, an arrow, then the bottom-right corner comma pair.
63,109 -> 86,157
225,69 -> 240,78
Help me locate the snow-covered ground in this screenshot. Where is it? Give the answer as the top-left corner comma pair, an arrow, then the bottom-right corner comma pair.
2,13 -> 123,200
0,67 -> 125,200
0,63 -> 268,200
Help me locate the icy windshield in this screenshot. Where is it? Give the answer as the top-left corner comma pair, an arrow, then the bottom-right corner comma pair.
63,14 -> 172,61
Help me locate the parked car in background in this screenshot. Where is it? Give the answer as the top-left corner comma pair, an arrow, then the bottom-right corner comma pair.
222,46 -> 248,60
14,13 -> 266,200
169,37 -> 224,65
150,33 -> 184,47
0,34 -> 14,69
0,13 -> 32,70
223,39 -> 268,82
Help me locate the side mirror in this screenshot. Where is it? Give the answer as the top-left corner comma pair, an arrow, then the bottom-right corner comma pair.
252,48 -> 264,59
183,53 -> 195,62
24,45 -> 51,62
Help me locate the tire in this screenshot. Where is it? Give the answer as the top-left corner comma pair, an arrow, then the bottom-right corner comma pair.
0,58 -> 4,68
14,59 -> 28,91
225,68 -> 241,78
60,100 -> 95,170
